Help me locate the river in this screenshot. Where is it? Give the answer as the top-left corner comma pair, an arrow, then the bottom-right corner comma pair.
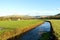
16,22 -> 51,40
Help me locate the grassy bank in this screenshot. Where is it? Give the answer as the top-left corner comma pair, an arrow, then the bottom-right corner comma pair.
50,20 -> 60,40
0,20 -> 44,40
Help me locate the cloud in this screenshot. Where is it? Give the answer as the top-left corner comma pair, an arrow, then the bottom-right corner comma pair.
0,10 -> 56,16
22,10 -> 55,16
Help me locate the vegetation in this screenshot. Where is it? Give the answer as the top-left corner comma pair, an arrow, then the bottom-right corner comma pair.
50,20 -> 60,40
0,20 -> 44,40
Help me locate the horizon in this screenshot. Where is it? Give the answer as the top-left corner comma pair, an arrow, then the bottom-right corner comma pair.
0,14 -> 56,17
0,0 -> 60,16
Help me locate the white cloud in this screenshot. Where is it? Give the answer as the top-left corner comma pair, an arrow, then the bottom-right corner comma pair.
0,10 -> 57,16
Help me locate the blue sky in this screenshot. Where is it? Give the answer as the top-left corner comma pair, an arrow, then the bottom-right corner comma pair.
0,0 -> 60,16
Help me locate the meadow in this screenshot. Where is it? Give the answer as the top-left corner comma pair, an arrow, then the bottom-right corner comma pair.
0,20 -> 44,40
50,20 -> 60,40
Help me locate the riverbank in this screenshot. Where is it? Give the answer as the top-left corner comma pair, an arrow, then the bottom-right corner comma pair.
7,21 -> 51,40
0,20 -> 44,40
7,21 -> 44,40
50,20 -> 60,40
38,21 -> 58,40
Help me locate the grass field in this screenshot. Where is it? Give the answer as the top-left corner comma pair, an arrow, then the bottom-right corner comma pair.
50,20 -> 60,40
0,20 -> 44,40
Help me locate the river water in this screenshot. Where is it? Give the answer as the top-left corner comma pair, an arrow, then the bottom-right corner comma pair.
15,22 -> 50,40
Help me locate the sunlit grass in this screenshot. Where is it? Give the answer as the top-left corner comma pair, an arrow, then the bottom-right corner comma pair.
50,20 -> 60,40
0,20 -> 44,40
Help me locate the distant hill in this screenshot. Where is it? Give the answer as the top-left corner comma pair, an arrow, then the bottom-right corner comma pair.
39,13 -> 60,19
0,13 -> 60,21
0,15 -> 34,21
56,13 -> 60,16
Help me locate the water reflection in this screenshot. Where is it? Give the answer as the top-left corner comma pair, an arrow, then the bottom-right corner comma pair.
19,22 -> 50,40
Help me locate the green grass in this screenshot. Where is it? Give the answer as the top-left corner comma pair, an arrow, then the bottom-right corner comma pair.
0,20 -> 43,32
50,20 -> 60,40
0,20 -> 44,40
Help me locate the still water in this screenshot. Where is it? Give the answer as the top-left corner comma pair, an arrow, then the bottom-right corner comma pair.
19,22 -> 50,40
